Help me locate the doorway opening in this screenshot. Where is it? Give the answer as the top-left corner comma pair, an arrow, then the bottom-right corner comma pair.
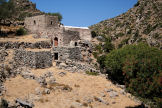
75,42 -> 78,46
54,53 -> 58,60
51,21 -> 53,25
34,20 -> 36,25
54,37 -> 58,47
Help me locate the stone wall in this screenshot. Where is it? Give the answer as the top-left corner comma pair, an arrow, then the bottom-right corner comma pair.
25,15 -> 46,33
0,41 -> 52,49
53,47 -> 82,62
43,28 -> 64,47
14,49 -> 53,69
64,26 -> 92,41
25,15 -> 92,47
57,61 -> 99,73
25,15 -> 59,34
63,29 -> 80,45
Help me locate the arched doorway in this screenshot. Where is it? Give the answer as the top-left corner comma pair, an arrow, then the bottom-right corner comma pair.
54,37 -> 58,47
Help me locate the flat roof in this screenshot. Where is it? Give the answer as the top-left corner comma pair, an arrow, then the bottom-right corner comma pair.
64,26 -> 89,29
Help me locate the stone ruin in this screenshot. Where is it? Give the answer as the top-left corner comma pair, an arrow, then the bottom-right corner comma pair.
25,14 -> 92,46
0,14 -> 98,73
24,14 -> 97,72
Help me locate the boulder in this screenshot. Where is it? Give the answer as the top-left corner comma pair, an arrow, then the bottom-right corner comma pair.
16,99 -> 34,108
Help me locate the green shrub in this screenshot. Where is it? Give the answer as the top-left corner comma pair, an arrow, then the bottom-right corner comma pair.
115,32 -> 125,38
93,52 -> 98,58
97,55 -> 106,69
86,71 -> 99,76
91,31 -> 97,38
134,1 -> 140,7
118,38 -> 130,48
143,24 -> 153,35
95,44 -> 103,54
104,43 -> 162,106
153,33 -> 161,39
47,12 -> 63,21
103,37 -> 114,53
16,27 -> 27,36
0,99 -> 8,108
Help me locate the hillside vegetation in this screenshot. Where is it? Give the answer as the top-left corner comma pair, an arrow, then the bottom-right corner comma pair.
90,0 -> 162,49
0,0 -> 42,26
105,43 -> 162,107
90,0 -> 162,107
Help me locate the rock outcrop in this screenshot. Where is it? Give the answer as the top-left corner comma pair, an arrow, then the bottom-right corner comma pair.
9,0 -> 43,25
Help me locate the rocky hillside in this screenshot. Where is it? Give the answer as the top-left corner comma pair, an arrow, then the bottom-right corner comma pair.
11,0 -> 43,20
1,0 -> 43,26
90,0 -> 162,49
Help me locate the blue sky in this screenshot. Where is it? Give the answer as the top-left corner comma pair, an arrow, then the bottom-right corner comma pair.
30,0 -> 137,27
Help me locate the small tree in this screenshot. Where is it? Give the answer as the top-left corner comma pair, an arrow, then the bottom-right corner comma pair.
134,1 -> 140,7
0,0 -> 16,24
103,37 -> 114,53
47,12 -> 63,22
0,99 -> 8,108
16,27 -> 27,36
91,31 -> 97,38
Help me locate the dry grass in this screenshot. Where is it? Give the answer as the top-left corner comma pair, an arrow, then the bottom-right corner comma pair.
39,98 -> 49,103
74,84 -> 80,88
47,83 -> 72,92
2,67 -> 140,108
82,102 -> 88,107
0,34 -> 50,43
75,99 -> 81,103
0,25 -> 20,32
70,106 -> 75,108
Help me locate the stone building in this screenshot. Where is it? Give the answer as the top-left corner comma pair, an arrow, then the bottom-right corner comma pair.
24,15 -> 96,72
25,15 -> 92,47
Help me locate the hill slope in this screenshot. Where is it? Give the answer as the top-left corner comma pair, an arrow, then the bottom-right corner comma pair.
11,0 -> 43,21
0,0 -> 43,26
90,0 -> 162,48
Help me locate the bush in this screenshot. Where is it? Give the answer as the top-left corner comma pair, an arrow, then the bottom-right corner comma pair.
97,55 -> 106,69
103,37 -> 114,53
0,99 -> 8,108
86,71 -> 99,76
95,44 -> 103,54
16,27 -> 27,36
92,52 -> 98,58
91,31 -> 97,38
118,38 -> 130,48
47,12 -> 63,22
0,0 -> 16,22
143,24 -> 153,35
134,1 -> 140,7
115,32 -> 124,38
104,43 -> 162,106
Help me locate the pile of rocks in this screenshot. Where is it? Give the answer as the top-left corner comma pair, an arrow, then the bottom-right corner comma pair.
0,49 -> 8,62
57,60 -> 99,73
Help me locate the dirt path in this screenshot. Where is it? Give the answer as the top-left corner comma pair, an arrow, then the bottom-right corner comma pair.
2,67 -> 140,108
